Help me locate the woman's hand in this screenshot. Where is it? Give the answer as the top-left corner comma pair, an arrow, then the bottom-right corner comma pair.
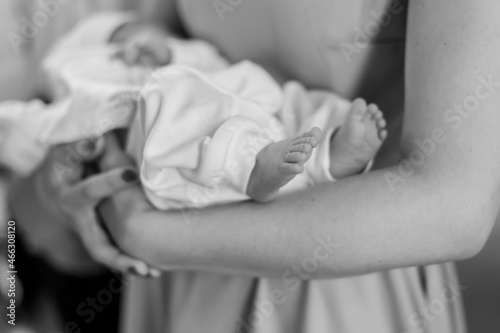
12,136 -> 159,277
98,133 -> 156,251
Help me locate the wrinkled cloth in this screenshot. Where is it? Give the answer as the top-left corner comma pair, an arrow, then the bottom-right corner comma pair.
128,62 -> 350,209
1,12 -> 352,208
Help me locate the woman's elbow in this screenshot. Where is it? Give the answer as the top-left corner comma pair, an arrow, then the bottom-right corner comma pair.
442,197 -> 498,261
461,211 -> 496,259
412,160 -> 500,261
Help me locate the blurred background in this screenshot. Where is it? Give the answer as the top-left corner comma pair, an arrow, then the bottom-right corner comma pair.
0,0 -> 498,332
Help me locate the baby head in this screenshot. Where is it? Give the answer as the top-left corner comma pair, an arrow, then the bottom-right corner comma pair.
110,19 -> 172,68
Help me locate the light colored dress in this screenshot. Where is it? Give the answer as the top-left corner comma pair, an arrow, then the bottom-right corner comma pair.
121,0 -> 467,332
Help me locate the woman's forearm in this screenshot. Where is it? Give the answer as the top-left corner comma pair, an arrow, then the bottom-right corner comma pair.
101,0 -> 500,278
101,164 -> 496,278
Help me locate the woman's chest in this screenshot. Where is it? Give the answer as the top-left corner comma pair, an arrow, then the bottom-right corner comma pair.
177,0 -> 407,99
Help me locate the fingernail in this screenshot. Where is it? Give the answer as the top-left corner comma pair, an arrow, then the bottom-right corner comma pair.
122,170 -> 138,182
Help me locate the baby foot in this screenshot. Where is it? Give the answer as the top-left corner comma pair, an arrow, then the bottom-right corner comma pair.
329,99 -> 387,178
246,127 -> 323,203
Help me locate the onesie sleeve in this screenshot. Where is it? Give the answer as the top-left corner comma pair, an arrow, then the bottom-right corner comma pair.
0,100 -> 50,175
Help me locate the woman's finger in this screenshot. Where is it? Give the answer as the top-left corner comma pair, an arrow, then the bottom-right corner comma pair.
69,167 -> 138,208
99,132 -> 135,171
40,144 -> 85,189
42,138 -> 105,188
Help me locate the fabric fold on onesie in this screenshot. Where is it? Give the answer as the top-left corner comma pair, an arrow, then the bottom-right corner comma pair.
128,62 -> 356,209
0,10 -> 370,209
129,62 -> 285,209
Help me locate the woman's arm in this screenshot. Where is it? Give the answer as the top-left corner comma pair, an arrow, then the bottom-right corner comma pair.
101,0 -> 500,278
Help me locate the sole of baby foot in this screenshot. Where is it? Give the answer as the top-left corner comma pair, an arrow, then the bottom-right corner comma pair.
246,127 -> 323,203
329,99 -> 387,179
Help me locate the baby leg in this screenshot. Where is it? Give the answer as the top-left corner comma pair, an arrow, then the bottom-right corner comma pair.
246,127 -> 322,202
329,99 -> 387,178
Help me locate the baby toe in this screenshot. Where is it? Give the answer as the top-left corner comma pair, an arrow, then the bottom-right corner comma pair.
378,129 -> 388,141
367,105 -> 381,120
280,162 -> 304,175
367,103 -> 377,113
296,131 -> 309,139
290,143 -> 312,154
377,118 -> 387,129
351,98 -> 368,117
285,151 -> 308,163
294,136 -> 318,147
374,109 -> 384,120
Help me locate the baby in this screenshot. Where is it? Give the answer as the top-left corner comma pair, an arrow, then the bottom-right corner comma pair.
0,12 -> 387,210
108,14 -> 387,205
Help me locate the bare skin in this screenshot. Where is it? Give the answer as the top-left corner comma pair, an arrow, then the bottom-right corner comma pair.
247,99 -> 387,202
329,99 -> 387,178
246,127 -> 322,202
111,23 -> 172,67
15,0 -> 500,280
111,22 -> 389,203
97,0 -> 500,278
